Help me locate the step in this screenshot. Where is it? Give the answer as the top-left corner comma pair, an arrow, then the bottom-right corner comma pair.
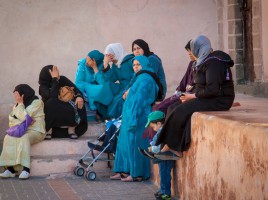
30,122 -> 108,176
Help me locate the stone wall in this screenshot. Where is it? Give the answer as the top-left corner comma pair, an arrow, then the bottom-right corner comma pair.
218,0 -> 268,97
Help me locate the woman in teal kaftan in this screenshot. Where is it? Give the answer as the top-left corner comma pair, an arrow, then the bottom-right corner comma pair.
111,55 -> 159,181
75,50 -> 105,120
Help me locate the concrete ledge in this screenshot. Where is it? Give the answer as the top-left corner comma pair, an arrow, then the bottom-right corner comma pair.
150,93 -> 268,199
178,113 -> 268,199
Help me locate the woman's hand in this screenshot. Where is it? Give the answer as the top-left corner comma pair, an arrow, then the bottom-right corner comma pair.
75,97 -> 84,109
122,90 -> 129,100
103,54 -> 114,69
180,93 -> 196,103
14,91 -> 24,104
49,65 -> 60,79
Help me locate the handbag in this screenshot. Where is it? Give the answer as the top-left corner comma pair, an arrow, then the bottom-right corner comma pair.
6,114 -> 33,137
58,86 -> 75,102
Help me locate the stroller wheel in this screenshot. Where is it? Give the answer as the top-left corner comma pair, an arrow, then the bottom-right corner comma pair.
86,171 -> 96,181
74,167 -> 85,176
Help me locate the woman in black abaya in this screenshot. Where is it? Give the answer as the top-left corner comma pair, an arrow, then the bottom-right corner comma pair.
38,65 -> 87,139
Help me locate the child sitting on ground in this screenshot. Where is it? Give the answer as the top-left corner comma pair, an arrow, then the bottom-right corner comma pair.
139,111 -> 174,200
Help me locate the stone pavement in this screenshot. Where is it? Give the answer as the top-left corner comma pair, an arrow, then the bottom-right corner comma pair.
0,171 -> 179,200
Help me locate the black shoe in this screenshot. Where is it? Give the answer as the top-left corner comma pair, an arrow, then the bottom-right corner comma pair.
138,147 -> 155,159
154,151 -> 180,160
154,191 -> 162,198
143,150 -> 155,159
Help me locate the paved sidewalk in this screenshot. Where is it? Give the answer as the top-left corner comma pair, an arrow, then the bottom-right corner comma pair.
0,171 -> 178,200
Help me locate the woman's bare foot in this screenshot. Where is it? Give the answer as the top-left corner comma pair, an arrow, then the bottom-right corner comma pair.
110,173 -> 121,180
121,175 -> 142,182
161,144 -> 183,157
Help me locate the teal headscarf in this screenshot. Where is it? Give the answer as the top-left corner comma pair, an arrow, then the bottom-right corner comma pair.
87,50 -> 104,66
132,55 -> 152,72
190,35 -> 213,67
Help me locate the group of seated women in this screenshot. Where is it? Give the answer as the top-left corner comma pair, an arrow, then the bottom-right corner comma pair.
0,35 -> 235,181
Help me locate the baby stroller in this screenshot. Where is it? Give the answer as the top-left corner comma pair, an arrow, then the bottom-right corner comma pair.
73,117 -> 121,181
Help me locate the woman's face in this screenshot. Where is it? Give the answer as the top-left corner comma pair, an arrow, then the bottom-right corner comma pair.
133,60 -> 142,73
187,50 -> 196,61
133,44 -> 144,56
86,56 -> 95,67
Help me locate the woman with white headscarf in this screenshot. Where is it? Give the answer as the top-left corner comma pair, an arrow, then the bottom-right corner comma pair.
154,35 -> 235,160
94,43 -> 134,119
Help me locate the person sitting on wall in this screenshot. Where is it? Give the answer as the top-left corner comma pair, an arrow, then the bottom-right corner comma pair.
154,35 -> 235,160
142,40 -> 196,140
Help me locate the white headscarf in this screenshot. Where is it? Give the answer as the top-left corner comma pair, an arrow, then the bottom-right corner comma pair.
104,43 -> 126,67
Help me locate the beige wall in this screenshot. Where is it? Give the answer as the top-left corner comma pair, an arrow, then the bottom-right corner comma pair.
0,0 -> 218,105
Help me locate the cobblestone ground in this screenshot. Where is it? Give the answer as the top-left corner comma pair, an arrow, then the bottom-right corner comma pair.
0,171 -> 178,200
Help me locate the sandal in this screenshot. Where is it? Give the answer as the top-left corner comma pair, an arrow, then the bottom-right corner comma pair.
121,176 -> 142,182
45,133 -> 52,140
69,133 -> 78,139
120,173 -> 129,179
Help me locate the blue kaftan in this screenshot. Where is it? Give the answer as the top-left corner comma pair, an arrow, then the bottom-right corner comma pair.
113,55 -> 159,179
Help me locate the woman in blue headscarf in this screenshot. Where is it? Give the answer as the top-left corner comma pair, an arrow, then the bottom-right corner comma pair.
75,50 -> 105,120
110,55 -> 159,182
154,35 -> 235,160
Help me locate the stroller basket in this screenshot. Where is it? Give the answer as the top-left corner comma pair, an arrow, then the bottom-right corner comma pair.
74,117 -> 121,181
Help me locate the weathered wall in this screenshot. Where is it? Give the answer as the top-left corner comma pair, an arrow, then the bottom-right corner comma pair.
177,113 -> 268,200
0,0 -> 218,104
0,0 -> 218,141
151,93 -> 268,199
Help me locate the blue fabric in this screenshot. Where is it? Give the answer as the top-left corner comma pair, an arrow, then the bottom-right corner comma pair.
95,54 -> 135,118
150,127 -> 162,153
75,58 -> 106,110
114,55 -> 159,179
148,54 -> 167,98
87,50 -> 104,66
159,160 -> 174,196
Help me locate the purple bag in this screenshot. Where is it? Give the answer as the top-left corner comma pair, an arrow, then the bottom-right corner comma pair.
6,114 -> 33,137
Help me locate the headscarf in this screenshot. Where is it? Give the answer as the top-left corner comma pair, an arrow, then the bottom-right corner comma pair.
87,50 -> 104,67
104,43 -> 126,67
38,65 -> 53,86
185,40 -> 191,51
132,55 -> 152,72
190,35 -> 213,67
14,84 -> 38,108
132,39 -> 154,57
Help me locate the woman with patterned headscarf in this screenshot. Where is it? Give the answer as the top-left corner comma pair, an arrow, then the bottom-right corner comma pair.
39,65 -> 87,139
75,50 -> 106,121
154,35 -> 235,160
0,84 -> 46,179
110,55 -> 159,182
93,43 -> 135,119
